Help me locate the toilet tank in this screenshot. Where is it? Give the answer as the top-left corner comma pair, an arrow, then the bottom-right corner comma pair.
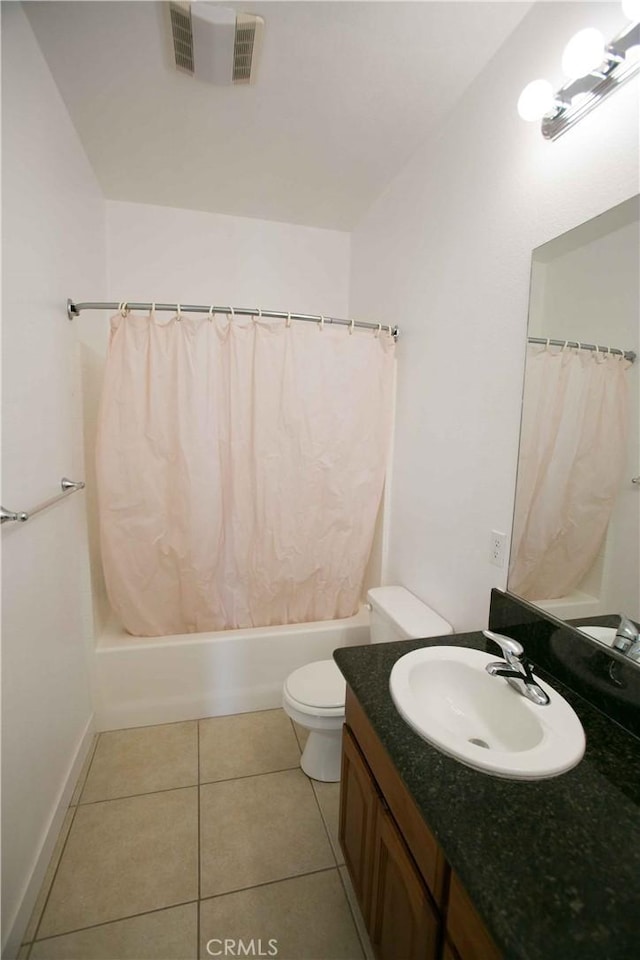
367,586 -> 453,643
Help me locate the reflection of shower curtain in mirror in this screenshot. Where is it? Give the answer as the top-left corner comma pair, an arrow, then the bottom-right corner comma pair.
96,311 -> 395,637
509,344 -> 630,601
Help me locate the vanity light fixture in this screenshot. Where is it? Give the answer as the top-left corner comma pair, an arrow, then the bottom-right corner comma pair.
518,7 -> 640,140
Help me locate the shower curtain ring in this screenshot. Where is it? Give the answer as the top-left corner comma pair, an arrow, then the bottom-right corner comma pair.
375,322 -> 382,338
149,302 -> 156,320
209,305 -> 214,321
349,318 -> 355,335
176,303 -> 182,321
319,315 -> 325,331
229,306 -> 235,321
286,312 -> 292,328
387,324 -> 393,338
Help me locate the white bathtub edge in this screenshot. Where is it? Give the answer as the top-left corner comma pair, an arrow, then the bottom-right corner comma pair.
92,609 -> 370,731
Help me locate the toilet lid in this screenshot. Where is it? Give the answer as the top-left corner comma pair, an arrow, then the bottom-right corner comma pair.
285,659 -> 346,709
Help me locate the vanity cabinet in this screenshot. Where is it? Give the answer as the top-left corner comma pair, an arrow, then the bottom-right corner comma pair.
339,687 -> 501,960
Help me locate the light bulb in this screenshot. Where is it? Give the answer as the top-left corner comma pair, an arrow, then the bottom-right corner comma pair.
562,28 -> 606,79
517,79 -> 555,121
622,0 -> 640,22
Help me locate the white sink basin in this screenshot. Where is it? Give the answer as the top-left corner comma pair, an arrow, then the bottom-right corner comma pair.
389,646 -> 585,780
577,626 -> 616,647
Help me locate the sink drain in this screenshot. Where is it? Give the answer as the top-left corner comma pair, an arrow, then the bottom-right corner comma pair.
468,737 -> 490,749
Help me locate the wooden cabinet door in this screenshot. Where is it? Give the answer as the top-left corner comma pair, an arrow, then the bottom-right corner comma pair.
446,872 -> 501,960
442,940 -> 461,960
369,804 -> 440,960
339,725 -> 379,925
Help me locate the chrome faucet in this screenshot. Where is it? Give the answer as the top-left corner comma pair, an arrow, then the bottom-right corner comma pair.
613,615 -> 640,663
482,630 -> 550,706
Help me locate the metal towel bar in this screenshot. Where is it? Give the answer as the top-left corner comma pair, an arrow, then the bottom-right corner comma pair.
1,478 -> 85,524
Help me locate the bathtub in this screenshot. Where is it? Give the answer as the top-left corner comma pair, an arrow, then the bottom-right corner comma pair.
92,607 -> 371,731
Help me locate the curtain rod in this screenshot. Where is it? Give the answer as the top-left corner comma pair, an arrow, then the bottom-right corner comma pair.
528,336 -> 636,363
66,299 -> 399,340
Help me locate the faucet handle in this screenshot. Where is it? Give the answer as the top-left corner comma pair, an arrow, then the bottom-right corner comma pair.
483,630 -> 524,659
614,615 -> 639,653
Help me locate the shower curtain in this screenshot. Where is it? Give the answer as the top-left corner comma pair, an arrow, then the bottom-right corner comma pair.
96,310 -> 396,637
509,343 -> 630,601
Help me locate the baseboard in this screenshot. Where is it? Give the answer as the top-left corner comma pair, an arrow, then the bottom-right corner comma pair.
2,714 -> 96,959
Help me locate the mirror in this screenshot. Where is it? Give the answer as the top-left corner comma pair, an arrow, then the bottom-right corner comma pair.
508,195 -> 639,624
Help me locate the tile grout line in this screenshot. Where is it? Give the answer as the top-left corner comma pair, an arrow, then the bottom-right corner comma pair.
309,779 -> 342,870
29,713 -> 345,954
77,764 -> 303,808
200,765 -> 302,788
306,761 -> 366,956
199,864 -> 342,906
76,781 -> 200,807
30,864 -> 347,946
25,732 -> 100,946
336,867 -> 370,960
70,730 -> 100,806
101,710 -> 284,737
28,804 -> 80,946
30,899 -> 200,944
289,717 -> 305,754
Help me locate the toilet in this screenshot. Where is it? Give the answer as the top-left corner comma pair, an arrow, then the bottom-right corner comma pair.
282,586 -> 453,782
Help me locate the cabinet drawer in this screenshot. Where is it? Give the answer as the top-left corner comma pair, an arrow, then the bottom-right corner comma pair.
447,872 -> 502,960
345,687 -> 448,906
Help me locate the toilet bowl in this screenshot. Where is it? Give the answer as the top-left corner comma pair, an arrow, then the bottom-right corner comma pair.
283,660 -> 346,782
282,586 -> 453,782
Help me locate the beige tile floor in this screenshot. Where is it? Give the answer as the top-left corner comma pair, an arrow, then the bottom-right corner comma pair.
20,710 -> 373,960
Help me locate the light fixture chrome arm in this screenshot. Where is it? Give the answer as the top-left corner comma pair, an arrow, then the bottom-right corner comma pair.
542,21 -> 640,141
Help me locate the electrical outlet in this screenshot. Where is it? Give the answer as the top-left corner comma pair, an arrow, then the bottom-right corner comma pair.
489,530 -> 507,568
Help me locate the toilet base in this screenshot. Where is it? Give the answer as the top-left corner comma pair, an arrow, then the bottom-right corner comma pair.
300,728 -> 342,782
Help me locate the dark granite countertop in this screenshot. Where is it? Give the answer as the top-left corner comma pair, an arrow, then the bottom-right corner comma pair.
334,630 -> 640,960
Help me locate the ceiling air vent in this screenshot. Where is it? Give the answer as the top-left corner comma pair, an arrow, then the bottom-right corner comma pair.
168,2 -> 194,75
233,14 -> 261,84
167,4 -> 264,86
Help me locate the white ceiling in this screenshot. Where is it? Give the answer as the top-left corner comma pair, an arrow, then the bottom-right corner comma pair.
24,1 -> 531,230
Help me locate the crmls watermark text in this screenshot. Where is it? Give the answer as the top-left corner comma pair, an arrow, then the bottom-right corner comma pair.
206,938 -> 279,957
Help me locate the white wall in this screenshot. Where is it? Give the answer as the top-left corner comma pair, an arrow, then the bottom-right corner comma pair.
1,5 -> 106,953
106,200 -> 351,317
349,1 -> 639,631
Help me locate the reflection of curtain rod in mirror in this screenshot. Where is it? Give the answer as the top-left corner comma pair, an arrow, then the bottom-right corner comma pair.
527,336 -> 636,363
